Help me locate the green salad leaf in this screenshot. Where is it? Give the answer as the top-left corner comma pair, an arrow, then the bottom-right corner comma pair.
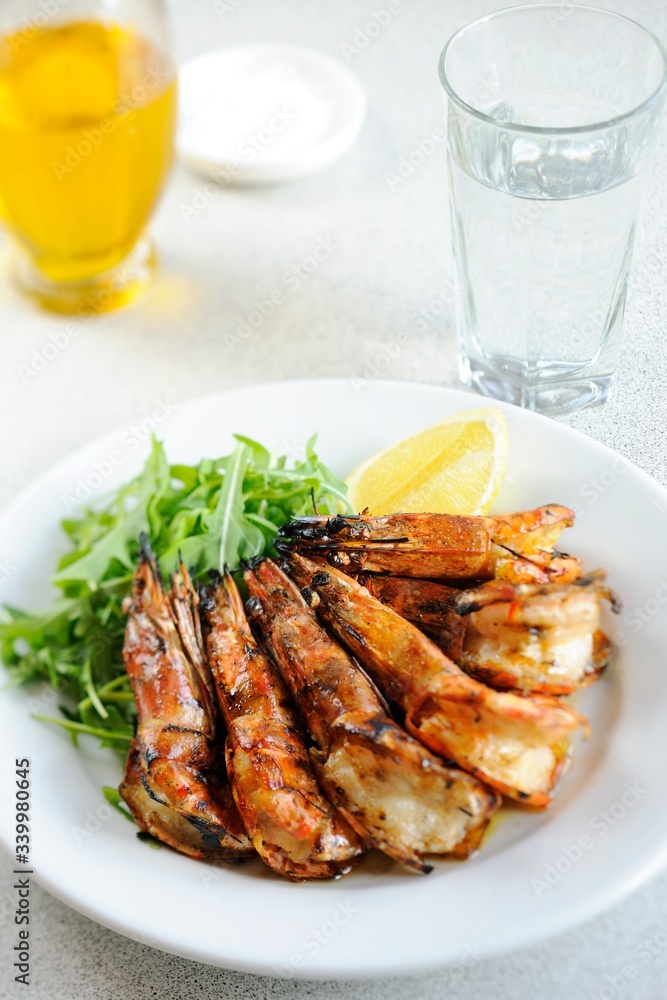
102,786 -> 137,823
0,434 -> 350,751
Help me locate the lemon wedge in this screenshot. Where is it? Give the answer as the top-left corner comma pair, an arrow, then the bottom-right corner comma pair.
346,408 -> 508,516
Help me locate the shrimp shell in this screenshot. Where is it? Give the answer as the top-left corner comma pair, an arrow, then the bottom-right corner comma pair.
120,539 -> 253,858
360,575 -> 466,661
276,506 -> 582,585
120,740 -> 241,859
246,558 -> 500,870
287,552 -> 586,808
201,570 -> 364,880
455,576 -> 618,695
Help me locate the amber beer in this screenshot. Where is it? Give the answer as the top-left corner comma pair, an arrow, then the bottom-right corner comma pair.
0,20 -> 177,310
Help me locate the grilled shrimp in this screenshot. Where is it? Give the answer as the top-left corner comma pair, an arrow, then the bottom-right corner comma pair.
455,576 -> 619,696
120,539 -> 253,859
121,740 -> 241,858
486,507 -> 582,583
362,573 -> 618,696
245,559 -> 500,871
277,506 -> 582,584
360,575 -> 466,661
287,553 -> 585,808
200,570 -> 363,880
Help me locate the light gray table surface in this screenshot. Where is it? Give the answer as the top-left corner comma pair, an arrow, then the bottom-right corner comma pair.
2,1 -> 667,997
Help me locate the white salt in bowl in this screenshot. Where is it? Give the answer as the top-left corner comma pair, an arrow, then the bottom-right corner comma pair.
177,43 -> 367,185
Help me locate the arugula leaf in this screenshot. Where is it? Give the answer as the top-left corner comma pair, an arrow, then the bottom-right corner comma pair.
103,786 -> 136,823
53,438 -> 168,586
0,433 -> 351,752
208,443 -> 250,571
233,434 -> 270,469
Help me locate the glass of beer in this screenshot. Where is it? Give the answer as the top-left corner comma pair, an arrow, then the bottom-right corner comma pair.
0,0 -> 177,314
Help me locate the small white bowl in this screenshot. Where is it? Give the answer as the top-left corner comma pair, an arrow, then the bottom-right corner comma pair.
177,43 -> 367,186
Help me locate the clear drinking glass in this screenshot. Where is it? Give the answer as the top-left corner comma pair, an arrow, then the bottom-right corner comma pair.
439,5 -> 667,414
0,0 -> 177,314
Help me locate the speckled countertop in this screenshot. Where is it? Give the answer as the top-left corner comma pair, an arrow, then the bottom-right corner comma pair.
2,1 -> 667,997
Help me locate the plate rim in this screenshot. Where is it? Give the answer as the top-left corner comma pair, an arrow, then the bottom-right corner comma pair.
2,377 -> 667,979
4,376 -> 667,521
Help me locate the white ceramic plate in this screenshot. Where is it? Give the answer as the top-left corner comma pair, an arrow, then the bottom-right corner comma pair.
1,379 -> 666,980
178,45 -> 367,185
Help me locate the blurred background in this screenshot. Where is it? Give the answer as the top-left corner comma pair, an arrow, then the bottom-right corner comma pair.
1,0 -> 665,516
